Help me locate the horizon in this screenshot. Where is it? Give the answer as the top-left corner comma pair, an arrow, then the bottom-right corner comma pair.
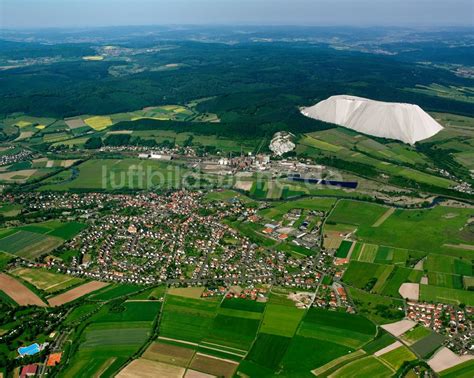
1,0 -> 473,29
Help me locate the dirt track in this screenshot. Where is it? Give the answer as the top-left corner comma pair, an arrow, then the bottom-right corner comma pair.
0,273 -> 46,307
48,281 -> 109,307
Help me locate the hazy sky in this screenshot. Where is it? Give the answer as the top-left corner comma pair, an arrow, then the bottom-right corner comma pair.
1,0 -> 473,29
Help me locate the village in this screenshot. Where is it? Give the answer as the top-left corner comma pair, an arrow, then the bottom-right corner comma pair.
2,187 -> 473,366
14,190 -> 326,290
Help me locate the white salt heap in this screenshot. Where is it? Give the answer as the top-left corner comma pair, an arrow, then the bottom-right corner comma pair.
301,95 -> 443,144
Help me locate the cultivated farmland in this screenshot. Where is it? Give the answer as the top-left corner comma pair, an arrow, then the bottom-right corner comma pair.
297,307 -> 375,349
48,281 -> 109,306
9,267 -> 84,294
0,230 -> 63,259
330,355 -> 393,377
0,273 -> 46,307
159,295 -> 219,343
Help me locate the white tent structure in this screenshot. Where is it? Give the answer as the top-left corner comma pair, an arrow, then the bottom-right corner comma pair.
301,95 -> 443,144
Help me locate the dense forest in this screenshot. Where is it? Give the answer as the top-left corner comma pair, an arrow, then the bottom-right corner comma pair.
0,38 -> 472,134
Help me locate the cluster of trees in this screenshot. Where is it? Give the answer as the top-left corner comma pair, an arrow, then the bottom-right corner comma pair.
84,134 -> 176,149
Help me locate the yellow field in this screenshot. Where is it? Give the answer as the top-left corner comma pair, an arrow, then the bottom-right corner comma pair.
35,125 -> 46,130
84,116 -> 113,131
15,121 -> 32,128
82,55 -> 104,61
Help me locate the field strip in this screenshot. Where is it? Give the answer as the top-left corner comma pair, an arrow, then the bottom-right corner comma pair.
93,357 -> 117,378
158,336 -> 199,347
48,281 -> 109,306
311,349 -> 366,376
372,207 -> 395,227
442,243 -> 474,251
125,299 -> 160,302
195,352 -> 239,365
200,341 -> 247,353
198,344 -> 245,357
0,273 -> 47,307
346,241 -> 357,260
374,355 -> 396,373
374,341 -> 402,356
44,276 -> 77,291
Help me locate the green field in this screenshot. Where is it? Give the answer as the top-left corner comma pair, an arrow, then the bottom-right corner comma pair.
88,284 -> 143,300
428,272 -> 463,289
159,295 -> 219,343
63,303 -> 100,325
410,332 -> 445,357
374,246 -> 412,265
362,332 -> 396,354
61,322 -> 152,378
40,158 -> 190,191
60,296 -> 161,378
331,355 -> 393,378
335,240 -> 352,258
297,308 -> 375,349
259,197 -> 336,221
281,336 -> 352,375
259,303 -> 305,337
204,314 -> 260,350
355,207 -> 473,257
94,301 -> 161,323
0,230 -> 63,259
9,267 -> 84,294
48,222 -> 87,239
425,254 -> 472,276
327,200 -> 387,227
440,360 -> 474,378
379,345 -> 416,371
220,298 -> 266,313
61,293 -> 159,378
342,261 -> 393,293
246,333 -> 291,370
420,284 -> 474,306
355,244 -> 379,263
380,267 -> 423,298
0,252 -> 13,270
348,287 -> 404,325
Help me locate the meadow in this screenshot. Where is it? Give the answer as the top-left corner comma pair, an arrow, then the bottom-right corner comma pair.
259,197 -> 336,221
342,261 -> 394,293
419,285 -> 474,306
348,287 -> 405,324
355,206 -> 473,257
327,200 -> 388,227
9,267 -> 84,294
40,158 -> 191,191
